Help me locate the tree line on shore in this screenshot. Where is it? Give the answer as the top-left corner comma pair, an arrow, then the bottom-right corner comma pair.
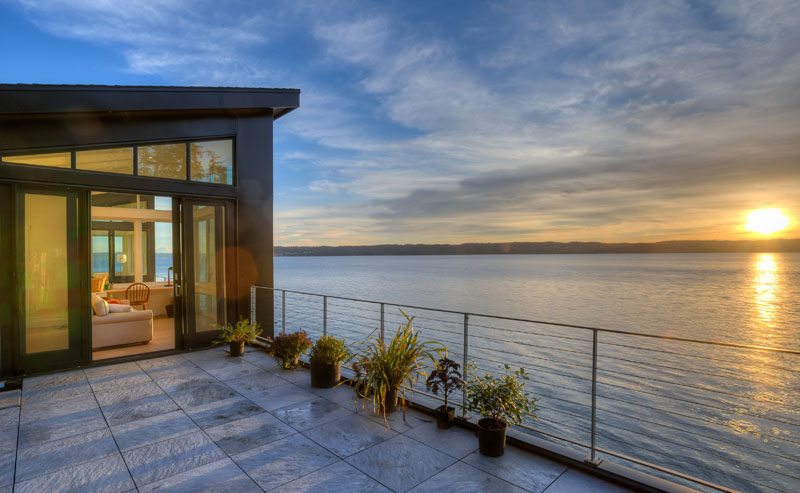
275,238 -> 800,256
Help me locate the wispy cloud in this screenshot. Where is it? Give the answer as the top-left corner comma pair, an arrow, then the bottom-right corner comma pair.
10,0 -> 800,244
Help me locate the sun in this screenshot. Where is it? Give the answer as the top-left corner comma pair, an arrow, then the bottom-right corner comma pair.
745,209 -> 790,234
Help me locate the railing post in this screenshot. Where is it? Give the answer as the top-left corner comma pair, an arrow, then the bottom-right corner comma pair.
323,296 -> 328,337
588,328 -> 599,465
281,290 -> 286,335
249,285 -> 256,323
462,313 -> 469,418
380,303 -> 385,343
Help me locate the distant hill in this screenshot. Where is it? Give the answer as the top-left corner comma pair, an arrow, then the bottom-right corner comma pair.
275,238 -> 800,256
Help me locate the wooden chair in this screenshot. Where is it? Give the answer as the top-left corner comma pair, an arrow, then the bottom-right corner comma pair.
125,282 -> 151,310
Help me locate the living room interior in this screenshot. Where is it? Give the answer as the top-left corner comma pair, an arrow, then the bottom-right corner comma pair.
90,190 -> 176,360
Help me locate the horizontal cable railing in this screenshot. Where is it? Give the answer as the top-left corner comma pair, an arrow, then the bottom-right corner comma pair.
251,285 -> 800,493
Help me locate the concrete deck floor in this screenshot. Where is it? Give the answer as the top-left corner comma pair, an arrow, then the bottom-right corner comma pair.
0,346 -> 635,492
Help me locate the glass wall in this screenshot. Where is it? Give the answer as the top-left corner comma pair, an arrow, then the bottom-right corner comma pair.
190,140 -> 233,185
138,143 -> 186,180
1,152 -> 70,168
192,204 -> 225,332
24,193 -> 70,354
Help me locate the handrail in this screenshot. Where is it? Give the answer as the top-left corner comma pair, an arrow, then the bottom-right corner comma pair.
251,285 -> 799,354
250,284 -> 799,493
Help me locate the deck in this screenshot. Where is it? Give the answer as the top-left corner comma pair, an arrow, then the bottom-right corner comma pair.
0,346 -> 634,492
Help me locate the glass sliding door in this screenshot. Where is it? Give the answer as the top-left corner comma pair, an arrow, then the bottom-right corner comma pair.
17,189 -> 84,371
183,200 -> 227,346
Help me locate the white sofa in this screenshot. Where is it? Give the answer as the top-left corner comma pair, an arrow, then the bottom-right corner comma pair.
92,309 -> 154,349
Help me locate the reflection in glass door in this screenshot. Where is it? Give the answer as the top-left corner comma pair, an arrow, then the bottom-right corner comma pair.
18,189 -> 83,370
184,201 -> 226,346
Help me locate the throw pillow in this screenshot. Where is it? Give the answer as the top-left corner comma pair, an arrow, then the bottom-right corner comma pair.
108,304 -> 133,313
107,299 -> 121,304
91,294 -> 108,316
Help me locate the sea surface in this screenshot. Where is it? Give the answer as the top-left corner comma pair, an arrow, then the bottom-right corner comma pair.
274,253 -> 800,492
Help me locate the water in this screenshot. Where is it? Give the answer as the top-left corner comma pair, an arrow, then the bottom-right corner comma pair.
275,253 -> 800,492
92,253 -> 173,282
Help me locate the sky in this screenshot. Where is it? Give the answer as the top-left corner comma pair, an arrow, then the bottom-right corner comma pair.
1,0 -> 799,245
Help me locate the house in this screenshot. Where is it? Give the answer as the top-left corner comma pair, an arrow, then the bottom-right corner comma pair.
0,84 -> 299,376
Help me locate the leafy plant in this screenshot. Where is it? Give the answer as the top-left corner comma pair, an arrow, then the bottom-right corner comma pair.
465,364 -> 538,428
213,319 -> 262,344
426,357 -> 465,412
309,336 -> 350,365
347,311 -> 446,421
267,331 -> 313,369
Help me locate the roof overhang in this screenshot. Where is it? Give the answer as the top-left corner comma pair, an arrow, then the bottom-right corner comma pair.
0,84 -> 300,119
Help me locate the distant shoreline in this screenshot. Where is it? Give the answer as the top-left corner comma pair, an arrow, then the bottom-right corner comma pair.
275,238 -> 800,256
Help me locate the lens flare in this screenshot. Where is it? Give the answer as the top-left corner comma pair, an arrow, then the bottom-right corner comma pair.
745,209 -> 789,234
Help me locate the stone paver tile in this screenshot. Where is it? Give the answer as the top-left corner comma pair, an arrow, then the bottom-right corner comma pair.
205,360 -> 263,381
137,355 -> 195,372
181,348 -> 227,363
20,394 -> 98,424
0,390 -> 20,410
242,351 -> 281,371
542,468 -> 633,493
362,405 -> 433,433
273,397 -> 353,431
101,393 -> 179,427
273,460 -> 392,493
151,370 -> 217,394
408,461 -> 526,493
18,406 -> 106,449
89,373 -> 152,393
22,369 -> 86,391
0,408 -> 18,454
183,396 -> 263,429
122,430 -> 226,488
223,371 -> 286,396
138,457 -> 261,492
463,445 -> 567,493
274,368 -> 310,385
246,383 -> 316,412
93,380 -> 164,407
204,412 -> 296,455
232,434 -> 338,491
22,381 -> 93,406
313,383 -> 361,409
346,434 -> 457,493
0,452 -> 13,488
170,382 -> 238,409
85,362 -> 145,383
111,410 -> 199,451
303,413 -> 397,459
403,420 -> 478,459
13,452 -> 134,493
14,428 -> 117,482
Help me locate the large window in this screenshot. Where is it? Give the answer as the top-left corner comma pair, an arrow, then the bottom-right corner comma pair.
1,139 -> 234,184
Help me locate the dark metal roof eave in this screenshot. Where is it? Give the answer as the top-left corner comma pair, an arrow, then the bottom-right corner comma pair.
0,84 -> 300,117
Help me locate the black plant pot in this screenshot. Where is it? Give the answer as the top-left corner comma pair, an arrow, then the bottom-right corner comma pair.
229,341 -> 244,357
165,304 -> 174,318
436,405 -> 455,429
310,361 -> 341,388
477,418 -> 507,457
382,387 -> 398,414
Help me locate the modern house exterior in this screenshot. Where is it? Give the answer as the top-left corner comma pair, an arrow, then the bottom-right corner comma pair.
0,84 -> 299,376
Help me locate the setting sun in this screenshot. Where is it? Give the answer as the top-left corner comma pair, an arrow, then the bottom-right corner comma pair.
745,209 -> 790,234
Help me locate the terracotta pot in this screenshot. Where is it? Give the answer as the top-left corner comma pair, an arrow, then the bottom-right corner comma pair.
229,341 -> 244,357
435,405 -> 455,429
310,361 -> 341,388
477,418 -> 507,457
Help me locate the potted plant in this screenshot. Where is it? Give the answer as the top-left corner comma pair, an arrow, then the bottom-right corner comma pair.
213,319 -> 262,357
348,312 -> 445,421
465,364 -> 538,457
267,330 -> 313,369
309,336 -> 350,388
426,357 -> 465,429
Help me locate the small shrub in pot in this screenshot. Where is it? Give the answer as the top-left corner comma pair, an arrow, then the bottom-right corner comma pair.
267,330 -> 313,369
465,364 -> 538,457
426,357 -> 465,429
213,319 -> 261,357
309,336 -> 350,388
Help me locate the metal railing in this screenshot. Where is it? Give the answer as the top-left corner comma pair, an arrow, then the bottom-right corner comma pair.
251,285 -> 800,493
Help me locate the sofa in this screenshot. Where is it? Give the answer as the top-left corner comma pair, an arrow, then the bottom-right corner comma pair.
91,294 -> 153,349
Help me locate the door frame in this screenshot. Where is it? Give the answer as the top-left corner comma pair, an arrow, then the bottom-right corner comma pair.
14,185 -> 90,373
180,197 -> 237,348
